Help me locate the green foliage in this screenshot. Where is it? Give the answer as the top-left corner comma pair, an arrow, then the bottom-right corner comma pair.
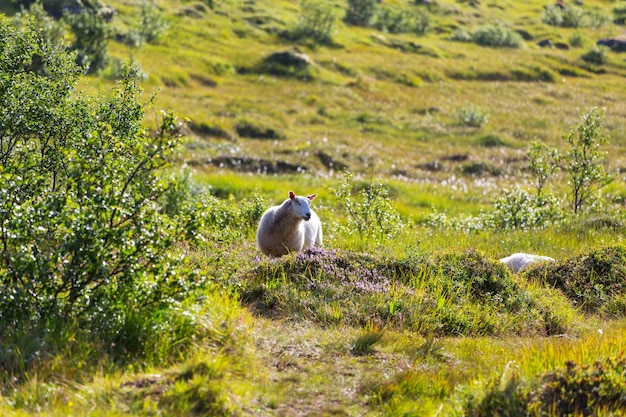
13,1 -> 65,53
0,17 -> 194,375
464,354 -> 626,417
450,28 -> 473,42
64,4 -> 110,73
527,141 -> 560,196
453,104 -> 488,127
568,31 -> 585,47
332,171 -> 404,247
122,0 -> 169,47
543,4 -> 610,28
344,0 -> 377,27
491,188 -> 562,230
474,24 -> 524,48
373,6 -> 431,35
543,4 -> 584,28
289,0 -> 336,45
581,45 -> 609,65
525,245 -> 626,316
528,355 -> 626,416
562,107 -> 613,214
614,2 -> 626,24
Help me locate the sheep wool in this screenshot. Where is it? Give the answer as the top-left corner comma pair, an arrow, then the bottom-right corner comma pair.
256,191 -> 323,257
499,252 -> 555,273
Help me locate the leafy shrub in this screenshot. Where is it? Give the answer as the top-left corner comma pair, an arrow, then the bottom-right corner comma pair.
13,1 -> 65,56
332,171 -> 404,246
122,0 -> 169,47
581,45 -> 609,65
454,104 -> 488,127
528,140 -> 560,196
471,24 -> 524,49
543,4 -> 584,28
568,31 -> 585,47
289,0 -> 336,44
562,107 -> 612,213
490,188 -> 561,230
524,245 -> 626,316
0,17 -> 195,373
373,7 -> 430,35
344,0 -> 377,27
64,5 -> 111,73
614,2 -> 626,24
450,28 -> 472,42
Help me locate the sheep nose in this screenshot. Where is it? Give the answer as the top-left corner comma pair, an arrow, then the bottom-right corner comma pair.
304,213 -> 311,221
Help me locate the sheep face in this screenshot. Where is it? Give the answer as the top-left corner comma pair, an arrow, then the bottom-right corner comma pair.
289,191 -> 316,221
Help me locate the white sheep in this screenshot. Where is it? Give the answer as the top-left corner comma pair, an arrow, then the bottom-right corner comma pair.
499,252 -> 555,273
256,191 -> 323,257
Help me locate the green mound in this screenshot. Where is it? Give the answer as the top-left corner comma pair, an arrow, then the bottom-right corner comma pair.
239,247 -> 576,336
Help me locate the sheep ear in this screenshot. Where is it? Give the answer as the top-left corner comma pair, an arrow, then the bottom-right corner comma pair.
308,194 -> 317,201
289,191 -> 296,200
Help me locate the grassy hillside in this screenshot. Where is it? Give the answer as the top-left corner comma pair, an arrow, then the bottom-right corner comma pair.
100,0 -> 626,179
82,0 -> 626,218
2,0 -> 626,416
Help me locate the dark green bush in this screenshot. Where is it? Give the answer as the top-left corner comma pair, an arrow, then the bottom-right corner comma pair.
64,4 -> 111,73
528,356 -> 626,416
373,6 -> 429,34
472,24 -> 524,49
463,355 -> 626,417
288,0 -> 336,45
581,45 -> 609,65
121,0 -> 169,47
344,0 -> 377,26
0,16 -> 196,373
524,245 -> 626,316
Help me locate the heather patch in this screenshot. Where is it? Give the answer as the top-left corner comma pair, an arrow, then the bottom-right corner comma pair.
238,247 -> 575,336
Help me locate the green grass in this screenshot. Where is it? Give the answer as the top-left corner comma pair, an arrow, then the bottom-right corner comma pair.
3,0 -> 626,415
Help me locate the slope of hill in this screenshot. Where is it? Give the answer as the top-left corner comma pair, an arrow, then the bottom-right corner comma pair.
96,0 -> 626,184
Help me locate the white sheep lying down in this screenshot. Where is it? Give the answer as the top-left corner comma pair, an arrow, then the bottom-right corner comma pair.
499,252 -> 555,273
256,191 -> 323,257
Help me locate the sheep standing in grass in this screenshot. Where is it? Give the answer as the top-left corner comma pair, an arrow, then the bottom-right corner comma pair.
499,252 -> 555,273
256,191 -> 323,257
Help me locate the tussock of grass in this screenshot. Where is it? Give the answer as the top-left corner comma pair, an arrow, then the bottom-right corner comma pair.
524,245 -> 626,317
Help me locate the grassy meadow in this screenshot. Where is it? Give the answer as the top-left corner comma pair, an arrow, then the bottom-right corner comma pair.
2,0 -> 626,415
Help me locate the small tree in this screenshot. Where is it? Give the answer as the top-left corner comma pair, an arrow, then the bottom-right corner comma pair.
563,108 -> 613,214
0,15 -> 187,349
333,171 -> 403,247
527,141 -> 560,196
